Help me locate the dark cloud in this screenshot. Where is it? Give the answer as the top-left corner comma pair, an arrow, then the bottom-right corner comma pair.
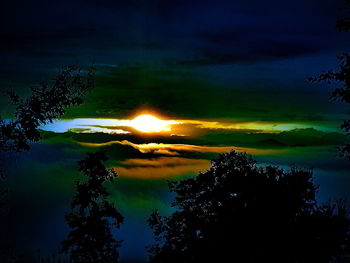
0,0 -> 346,56
0,27 -> 97,51
175,40 -> 325,65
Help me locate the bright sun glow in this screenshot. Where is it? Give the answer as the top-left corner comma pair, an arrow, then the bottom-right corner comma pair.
130,114 -> 179,133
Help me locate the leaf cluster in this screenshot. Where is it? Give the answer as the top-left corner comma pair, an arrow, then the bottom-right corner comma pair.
0,65 -> 95,152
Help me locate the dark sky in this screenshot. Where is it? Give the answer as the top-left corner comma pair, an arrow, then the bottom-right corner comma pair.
0,0 -> 348,80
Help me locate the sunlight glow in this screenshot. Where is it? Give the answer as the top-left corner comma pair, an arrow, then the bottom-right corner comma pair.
41,114 -> 335,136
129,114 -> 179,133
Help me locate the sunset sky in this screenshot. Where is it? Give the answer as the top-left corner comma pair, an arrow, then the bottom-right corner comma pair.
1,0 -> 350,262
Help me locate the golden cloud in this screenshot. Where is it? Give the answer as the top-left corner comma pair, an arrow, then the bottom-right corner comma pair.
77,140 -> 280,155
115,157 -> 211,178
120,157 -> 209,167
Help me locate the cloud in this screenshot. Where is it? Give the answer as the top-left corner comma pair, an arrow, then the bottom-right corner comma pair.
68,127 -> 130,134
76,139 -> 280,156
120,157 -> 208,167
175,28 -> 328,66
152,149 -> 180,156
77,139 -> 232,153
41,117 -> 179,135
176,43 -> 324,66
178,120 -> 320,133
114,157 -> 211,178
42,117 -> 334,137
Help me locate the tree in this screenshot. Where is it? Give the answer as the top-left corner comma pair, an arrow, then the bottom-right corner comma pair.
309,1 -> 350,159
0,65 -> 95,216
0,65 -> 95,152
148,151 -> 350,263
337,0 -> 350,32
62,151 -> 124,263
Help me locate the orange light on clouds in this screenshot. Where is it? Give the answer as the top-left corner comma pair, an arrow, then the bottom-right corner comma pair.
114,157 -> 211,179
76,140 -> 282,156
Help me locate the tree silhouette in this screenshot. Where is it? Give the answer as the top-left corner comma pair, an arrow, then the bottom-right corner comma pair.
309,1 -> 350,160
0,65 -> 95,217
148,151 -> 350,263
337,0 -> 350,32
62,151 -> 124,263
0,65 -> 95,152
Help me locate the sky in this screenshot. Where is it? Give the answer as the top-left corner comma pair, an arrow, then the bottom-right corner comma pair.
1,0 -> 350,262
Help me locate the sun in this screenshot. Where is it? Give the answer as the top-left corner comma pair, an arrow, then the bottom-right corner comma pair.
130,114 -> 178,133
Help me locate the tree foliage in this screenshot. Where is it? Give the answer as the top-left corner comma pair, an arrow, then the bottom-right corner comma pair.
0,65 -> 95,219
0,65 -> 95,152
62,151 -> 124,263
309,1 -> 350,159
337,0 -> 350,32
148,151 -> 350,263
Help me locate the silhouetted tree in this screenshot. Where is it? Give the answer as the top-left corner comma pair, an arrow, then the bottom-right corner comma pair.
337,0 -> 350,32
148,151 -> 350,263
309,1 -> 350,159
0,65 -> 95,216
0,65 -> 95,152
62,151 -> 124,263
